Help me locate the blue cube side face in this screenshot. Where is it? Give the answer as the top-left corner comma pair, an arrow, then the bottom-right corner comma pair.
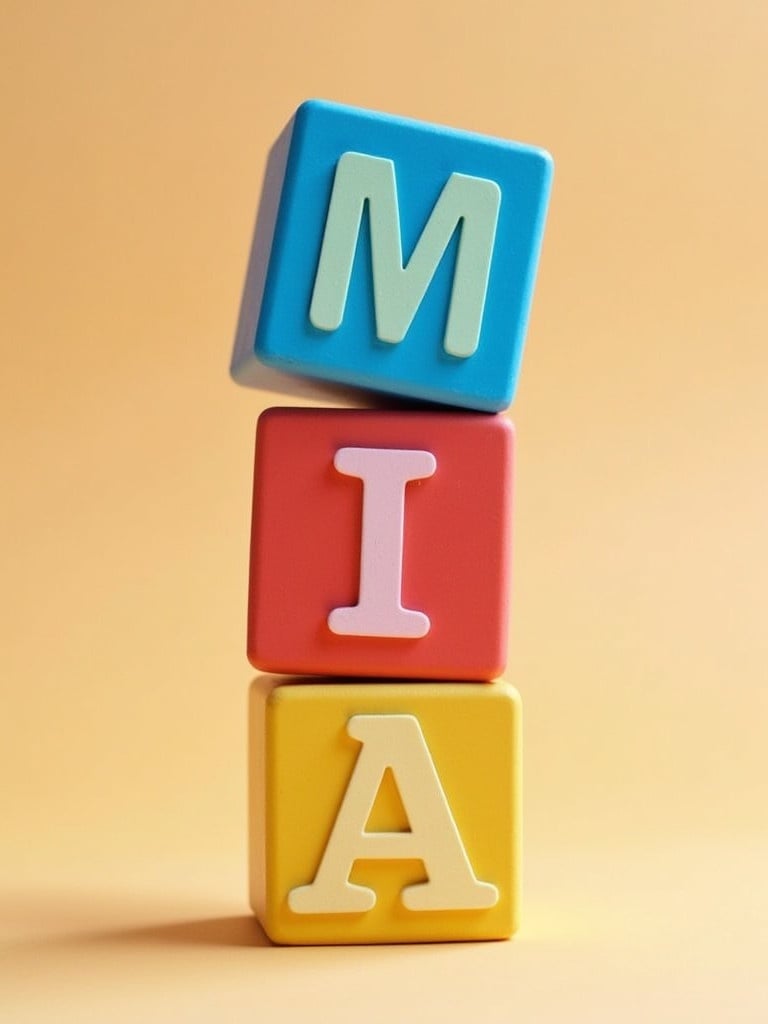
255,100 -> 553,413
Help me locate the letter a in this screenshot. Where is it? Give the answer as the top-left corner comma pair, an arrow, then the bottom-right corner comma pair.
288,715 -> 498,914
328,447 -> 435,639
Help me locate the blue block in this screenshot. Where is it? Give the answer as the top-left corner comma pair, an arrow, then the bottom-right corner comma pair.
232,99 -> 553,412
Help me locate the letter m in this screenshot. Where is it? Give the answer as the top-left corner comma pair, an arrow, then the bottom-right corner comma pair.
309,152 -> 501,359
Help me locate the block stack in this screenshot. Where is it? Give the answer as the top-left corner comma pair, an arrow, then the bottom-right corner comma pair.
231,100 -> 552,945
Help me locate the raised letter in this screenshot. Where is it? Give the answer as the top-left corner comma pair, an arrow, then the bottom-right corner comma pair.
309,152 -> 501,358
328,447 -> 435,639
288,715 -> 498,914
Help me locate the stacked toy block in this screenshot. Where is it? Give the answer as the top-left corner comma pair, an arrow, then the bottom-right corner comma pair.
233,100 -> 552,945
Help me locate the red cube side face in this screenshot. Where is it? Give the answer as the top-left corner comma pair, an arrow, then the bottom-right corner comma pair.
247,408 -> 513,681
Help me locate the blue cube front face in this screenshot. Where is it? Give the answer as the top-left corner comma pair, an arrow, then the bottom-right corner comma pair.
255,100 -> 553,412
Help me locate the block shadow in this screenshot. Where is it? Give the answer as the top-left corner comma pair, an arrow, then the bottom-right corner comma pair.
98,914 -> 272,949
6,913 -> 272,955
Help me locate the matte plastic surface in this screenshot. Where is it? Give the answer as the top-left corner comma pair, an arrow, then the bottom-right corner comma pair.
234,99 -> 552,412
249,676 -> 521,945
248,407 -> 514,680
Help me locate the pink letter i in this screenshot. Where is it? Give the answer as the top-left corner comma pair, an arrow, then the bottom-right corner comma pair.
328,447 -> 436,639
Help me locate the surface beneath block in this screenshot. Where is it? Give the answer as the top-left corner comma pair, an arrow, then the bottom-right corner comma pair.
3,838 -> 766,1023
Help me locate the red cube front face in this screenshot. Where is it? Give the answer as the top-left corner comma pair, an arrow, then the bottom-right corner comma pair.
248,408 -> 513,681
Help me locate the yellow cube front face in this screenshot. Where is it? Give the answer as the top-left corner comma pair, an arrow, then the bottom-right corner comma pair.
249,677 -> 521,945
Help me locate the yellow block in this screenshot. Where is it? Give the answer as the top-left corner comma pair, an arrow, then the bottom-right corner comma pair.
249,676 -> 521,945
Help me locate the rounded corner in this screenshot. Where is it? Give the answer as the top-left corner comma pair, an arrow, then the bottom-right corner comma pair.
537,146 -> 555,174
261,912 -> 293,946
493,414 -> 515,440
294,97 -> 321,120
294,97 -> 334,127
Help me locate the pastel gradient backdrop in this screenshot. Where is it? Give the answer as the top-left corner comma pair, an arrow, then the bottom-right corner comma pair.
1,2 -> 766,1021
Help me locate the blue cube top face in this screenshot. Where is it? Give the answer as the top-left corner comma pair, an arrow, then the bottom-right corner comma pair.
255,99 -> 553,412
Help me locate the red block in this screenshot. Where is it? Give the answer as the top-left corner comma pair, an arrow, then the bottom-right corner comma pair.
248,408 -> 513,681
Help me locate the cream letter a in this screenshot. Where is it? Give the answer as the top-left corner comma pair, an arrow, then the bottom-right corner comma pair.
288,715 -> 498,914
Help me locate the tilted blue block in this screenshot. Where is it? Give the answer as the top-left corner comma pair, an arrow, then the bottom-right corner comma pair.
231,99 -> 553,412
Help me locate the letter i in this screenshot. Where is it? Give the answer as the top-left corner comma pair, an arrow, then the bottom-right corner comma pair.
328,446 -> 436,639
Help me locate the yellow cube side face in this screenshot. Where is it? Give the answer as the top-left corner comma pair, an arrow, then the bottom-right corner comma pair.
249,677 -> 521,945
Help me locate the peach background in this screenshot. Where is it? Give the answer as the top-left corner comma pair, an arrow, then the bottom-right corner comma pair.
1,1 -> 766,1020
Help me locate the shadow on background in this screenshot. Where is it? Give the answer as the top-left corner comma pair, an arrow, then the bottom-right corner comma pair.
4,912 -> 272,954
97,915 -> 272,949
